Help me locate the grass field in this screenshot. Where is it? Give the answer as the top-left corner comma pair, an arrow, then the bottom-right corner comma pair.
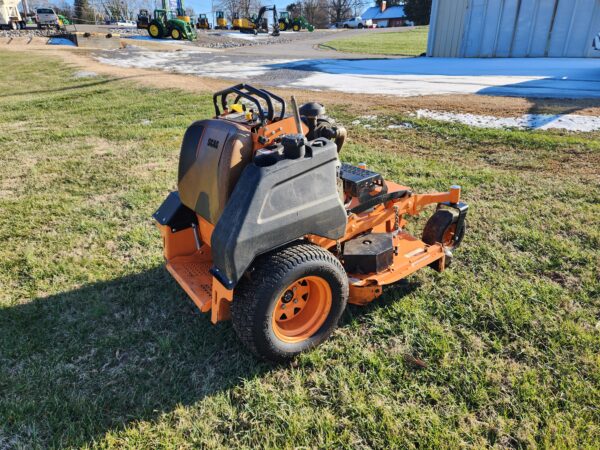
1,50 -> 599,448
321,27 -> 429,56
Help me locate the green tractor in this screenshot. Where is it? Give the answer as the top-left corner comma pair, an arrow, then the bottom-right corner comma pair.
57,14 -> 71,26
278,12 -> 314,32
148,9 -> 197,41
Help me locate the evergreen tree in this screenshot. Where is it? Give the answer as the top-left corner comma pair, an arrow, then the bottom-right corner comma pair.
73,0 -> 94,24
404,0 -> 432,25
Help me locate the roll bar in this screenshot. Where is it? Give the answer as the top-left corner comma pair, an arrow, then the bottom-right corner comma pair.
212,84 -> 286,123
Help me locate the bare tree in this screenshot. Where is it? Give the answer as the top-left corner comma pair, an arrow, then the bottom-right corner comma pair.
102,0 -> 128,19
301,0 -> 328,27
286,2 -> 301,18
129,0 -> 155,14
51,0 -> 74,18
217,0 -> 262,21
328,0 -> 351,23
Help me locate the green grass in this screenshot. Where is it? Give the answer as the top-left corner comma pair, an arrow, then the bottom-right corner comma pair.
321,27 -> 429,56
1,50 -> 599,449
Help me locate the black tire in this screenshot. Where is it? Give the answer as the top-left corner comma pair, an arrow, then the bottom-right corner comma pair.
422,209 -> 465,271
231,242 -> 349,362
343,24 -> 349,28
358,23 -> 364,29
148,21 -> 163,38
171,27 -> 183,40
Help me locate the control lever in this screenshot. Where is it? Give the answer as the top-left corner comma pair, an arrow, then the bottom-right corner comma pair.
281,96 -> 306,159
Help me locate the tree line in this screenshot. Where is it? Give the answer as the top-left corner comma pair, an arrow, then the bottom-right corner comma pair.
36,0 -> 432,27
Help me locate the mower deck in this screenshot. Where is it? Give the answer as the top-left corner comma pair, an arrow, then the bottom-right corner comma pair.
347,231 -> 445,305
160,223 -> 447,311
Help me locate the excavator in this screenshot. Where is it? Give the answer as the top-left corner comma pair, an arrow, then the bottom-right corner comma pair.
214,10 -> 227,29
231,12 -> 243,30
196,13 -> 210,29
174,0 -> 191,23
239,5 -> 279,36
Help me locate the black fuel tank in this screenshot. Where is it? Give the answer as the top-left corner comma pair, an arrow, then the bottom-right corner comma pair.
210,138 -> 347,288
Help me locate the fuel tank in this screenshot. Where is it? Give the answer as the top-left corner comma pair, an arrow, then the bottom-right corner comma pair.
178,119 -> 253,224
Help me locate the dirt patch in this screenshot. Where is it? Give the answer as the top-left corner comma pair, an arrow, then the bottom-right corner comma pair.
3,43 -> 600,118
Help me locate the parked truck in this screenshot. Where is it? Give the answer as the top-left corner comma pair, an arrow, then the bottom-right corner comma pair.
1,0 -> 26,30
342,16 -> 374,29
35,7 -> 62,29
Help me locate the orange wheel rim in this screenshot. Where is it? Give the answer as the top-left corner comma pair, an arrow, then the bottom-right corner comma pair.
272,276 -> 332,343
442,224 -> 457,246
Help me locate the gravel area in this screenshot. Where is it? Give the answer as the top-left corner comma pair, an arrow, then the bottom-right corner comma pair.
192,32 -> 298,49
0,29 -> 61,38
108,28 -> 145,35
2,26 -> 339,50
119,28 -> 336,49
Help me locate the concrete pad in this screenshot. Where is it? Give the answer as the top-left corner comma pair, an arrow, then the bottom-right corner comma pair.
281,58 -> 600,99
92,46 -> 600,99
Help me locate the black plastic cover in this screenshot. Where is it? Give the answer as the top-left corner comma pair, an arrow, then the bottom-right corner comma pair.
210,138 -> 347,288
343,233 -> 394,274
153,191 -> 198,232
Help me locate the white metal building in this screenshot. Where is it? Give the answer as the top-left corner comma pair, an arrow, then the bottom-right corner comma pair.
427,0 -> 600,57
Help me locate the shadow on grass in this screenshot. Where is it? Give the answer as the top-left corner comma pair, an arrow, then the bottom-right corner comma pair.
0,267 -> 270,447
0,76 -> 140,98
0,266 -> 420,446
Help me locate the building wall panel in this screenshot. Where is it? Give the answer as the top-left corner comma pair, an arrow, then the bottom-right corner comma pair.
428,0 -> 600,57
428,0 -> 469,56
495,0 -> 521,56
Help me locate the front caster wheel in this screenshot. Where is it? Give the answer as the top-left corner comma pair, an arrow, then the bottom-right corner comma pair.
422,209 -> 465,271
231,243 -> 348,362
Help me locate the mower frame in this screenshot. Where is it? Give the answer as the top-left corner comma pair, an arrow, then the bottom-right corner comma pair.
153,83 -> 468,348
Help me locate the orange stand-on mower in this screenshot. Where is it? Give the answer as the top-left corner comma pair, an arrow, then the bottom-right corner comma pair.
154,84 -> 468,361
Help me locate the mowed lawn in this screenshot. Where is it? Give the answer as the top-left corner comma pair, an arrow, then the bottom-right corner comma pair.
1,50 -> 599,448
322,26 -> 429,56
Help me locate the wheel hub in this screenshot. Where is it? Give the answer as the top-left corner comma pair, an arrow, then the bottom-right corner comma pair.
282,289 -> 293,303
272,276 -> 332,343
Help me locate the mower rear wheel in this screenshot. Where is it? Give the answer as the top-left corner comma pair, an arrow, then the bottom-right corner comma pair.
422,209 -> 465,271
231,242 -> 348,361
